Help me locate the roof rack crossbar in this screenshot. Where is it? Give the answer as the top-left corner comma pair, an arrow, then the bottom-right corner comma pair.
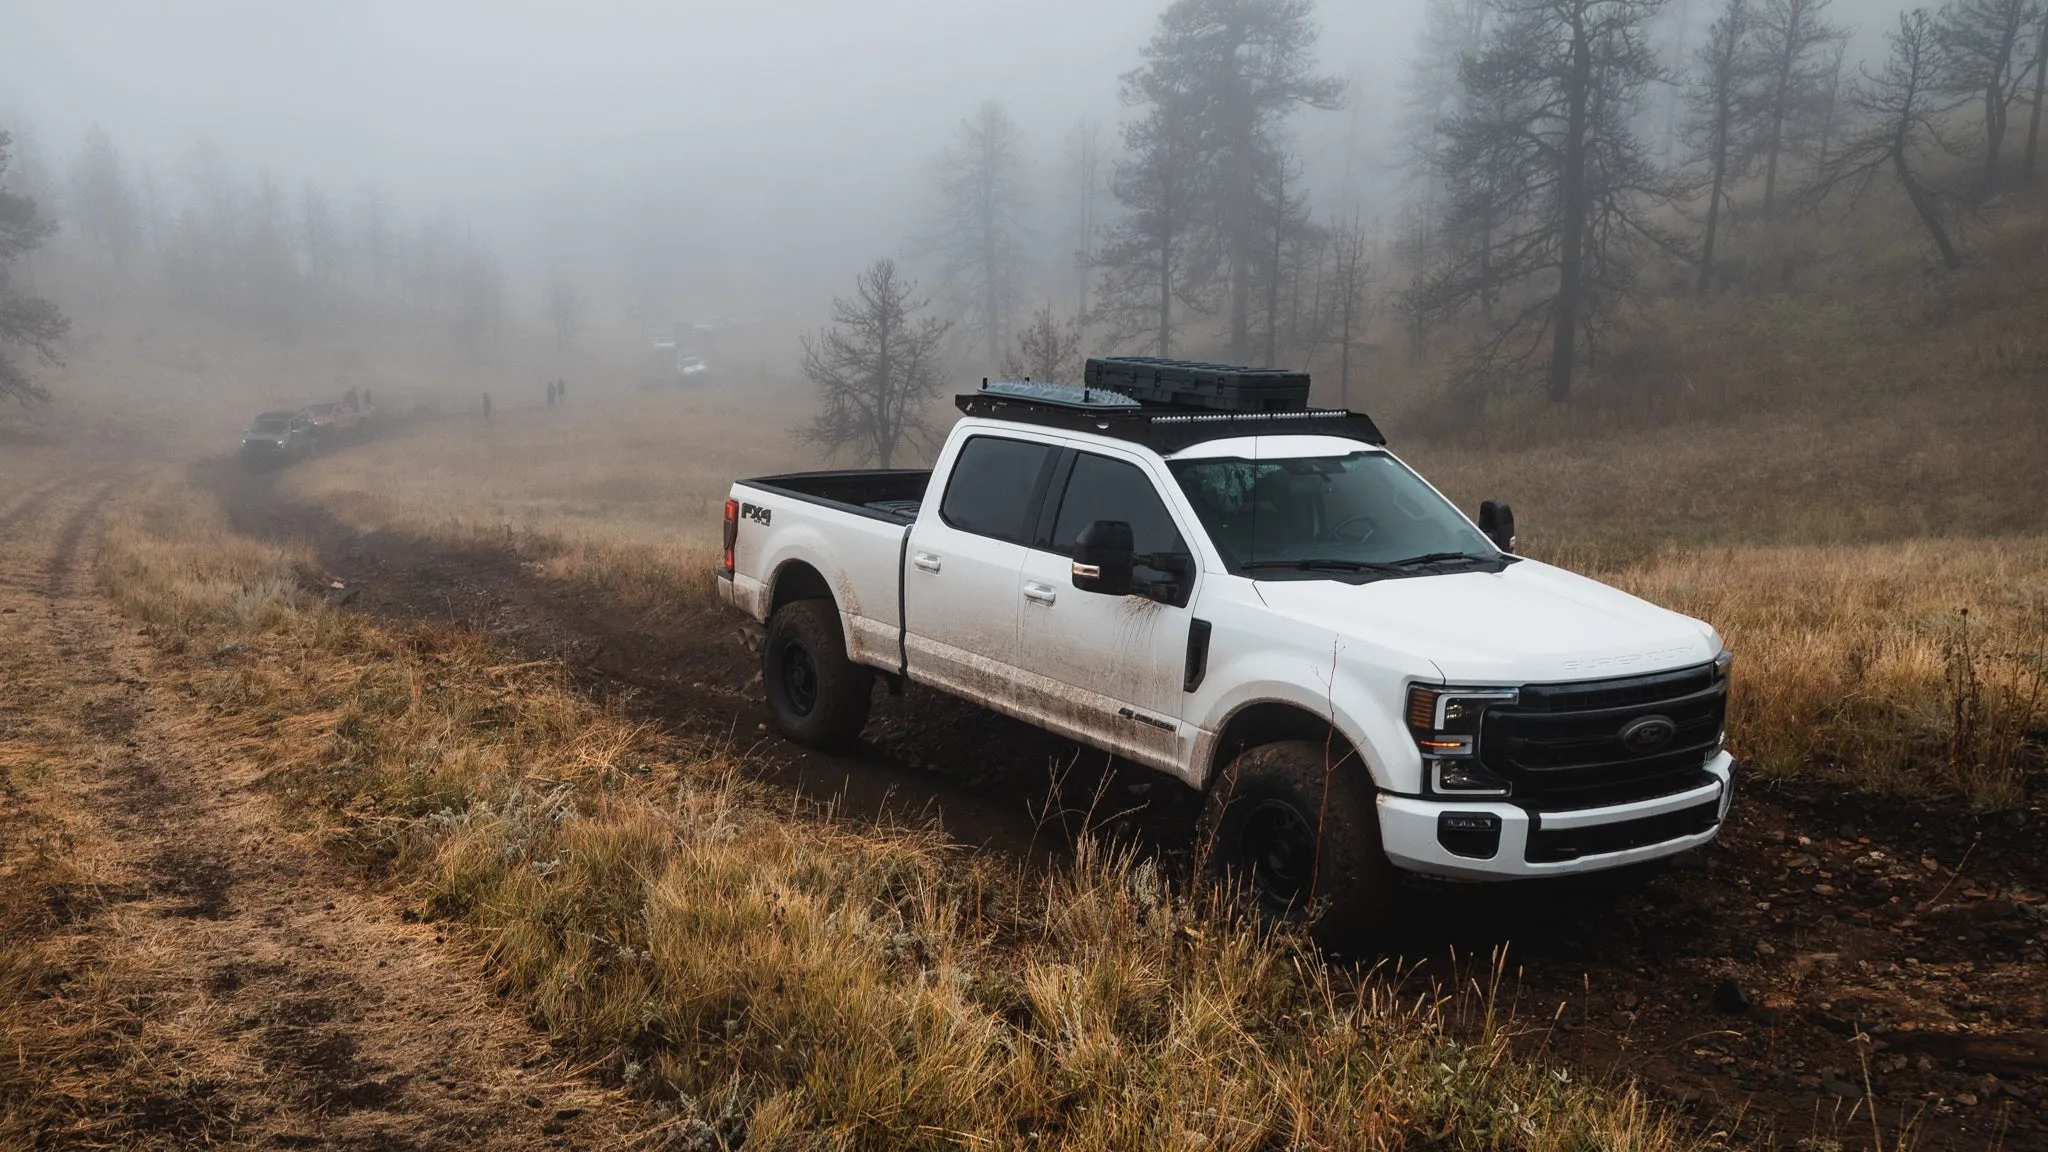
954,389 -> 1386,452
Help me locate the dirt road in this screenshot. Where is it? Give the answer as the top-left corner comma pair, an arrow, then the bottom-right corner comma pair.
0,464 -> 648,1149
200,458 -> 2048,1151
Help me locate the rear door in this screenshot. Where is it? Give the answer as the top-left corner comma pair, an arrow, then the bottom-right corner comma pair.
903,433 -> 1060,703
1014,447 -> 1200,769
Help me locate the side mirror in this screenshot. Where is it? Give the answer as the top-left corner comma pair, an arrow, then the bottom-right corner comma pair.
1478,500 -> 1517,553
1072,520 -> 1135,596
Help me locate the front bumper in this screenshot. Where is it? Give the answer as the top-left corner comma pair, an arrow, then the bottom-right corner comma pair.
1378,751 -> 1735,880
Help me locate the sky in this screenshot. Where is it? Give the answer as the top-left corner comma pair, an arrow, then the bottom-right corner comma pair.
2,0 -> 1916,313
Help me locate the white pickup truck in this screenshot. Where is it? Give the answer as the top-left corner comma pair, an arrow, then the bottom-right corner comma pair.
718,368 -> 1733,946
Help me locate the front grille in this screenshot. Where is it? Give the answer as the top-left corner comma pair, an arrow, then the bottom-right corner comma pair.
1481,663 -> 1726,810
1526,800 -> 1721,863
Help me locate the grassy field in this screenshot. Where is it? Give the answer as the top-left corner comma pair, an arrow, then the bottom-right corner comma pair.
69,468 -> 1710,1150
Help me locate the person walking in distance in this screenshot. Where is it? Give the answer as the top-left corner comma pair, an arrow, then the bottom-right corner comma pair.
546,380 -> 557,410
482,392 -> 492,421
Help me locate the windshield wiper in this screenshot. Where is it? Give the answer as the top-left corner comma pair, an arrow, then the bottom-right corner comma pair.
1387,551 -> 1500,568
1244,558 -> 1405,574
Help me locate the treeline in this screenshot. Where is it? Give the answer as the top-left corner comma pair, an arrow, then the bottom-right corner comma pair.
821,0 -> 2047,435
9,124 -> 537,361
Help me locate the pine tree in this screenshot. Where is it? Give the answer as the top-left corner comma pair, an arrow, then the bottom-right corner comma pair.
70,125 -> 141,272
1420,0 -> 1682,401
0,129 -> 68,405
923,101 -> 1028,370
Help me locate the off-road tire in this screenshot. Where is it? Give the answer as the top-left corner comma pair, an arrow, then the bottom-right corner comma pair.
763,599 -> 873,750
1197,739 -> 1396,953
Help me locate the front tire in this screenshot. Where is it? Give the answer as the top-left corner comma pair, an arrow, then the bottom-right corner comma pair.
762,599 -> 873,750
1198,739 -> 1396,952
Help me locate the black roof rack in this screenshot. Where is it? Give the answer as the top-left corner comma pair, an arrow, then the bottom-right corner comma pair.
956,376 -> 1386,453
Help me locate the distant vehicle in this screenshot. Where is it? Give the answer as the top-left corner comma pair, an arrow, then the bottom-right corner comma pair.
718,359 -> 1734,948
646,322 -> 712,385
301,401 -> 361,446
240,410 -> 310,466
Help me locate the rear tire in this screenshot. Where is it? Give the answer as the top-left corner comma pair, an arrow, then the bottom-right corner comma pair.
762,599 -> 873,750
1197,739 -> 1396,953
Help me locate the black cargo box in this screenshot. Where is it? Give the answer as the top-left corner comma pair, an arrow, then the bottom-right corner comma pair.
1083,357 -> 1311,413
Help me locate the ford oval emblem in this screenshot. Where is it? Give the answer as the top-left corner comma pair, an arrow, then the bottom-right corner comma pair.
1619,714 -> 1678,754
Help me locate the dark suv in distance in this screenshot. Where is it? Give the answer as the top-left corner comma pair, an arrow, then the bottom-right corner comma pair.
240,410 -> 310,467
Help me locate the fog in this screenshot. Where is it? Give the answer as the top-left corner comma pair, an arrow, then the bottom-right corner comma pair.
0,0 -> 1937,344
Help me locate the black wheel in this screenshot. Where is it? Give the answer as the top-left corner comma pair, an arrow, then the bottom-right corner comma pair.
1197,739 -> 1396,952
762,599 -> 873,750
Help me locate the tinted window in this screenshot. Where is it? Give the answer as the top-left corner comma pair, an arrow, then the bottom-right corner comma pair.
1050,453 -> 1186,558
940,436 -> 1055,543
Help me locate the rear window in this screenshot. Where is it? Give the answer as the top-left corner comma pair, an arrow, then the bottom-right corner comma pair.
939,436 -> 1055,545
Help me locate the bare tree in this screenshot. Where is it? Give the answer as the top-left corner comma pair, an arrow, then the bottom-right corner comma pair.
0,130 -> 68,406
799,259 -> 951,468
300,185 -> 342,290
545,270 -> 585,353
451,237 -> 504,360
1423,0 -> 1682,402
2027,9 -> 2047,176
1937,0 -> 2044,190
1747,0 -> 1848,216
1688,0 -> 1759,293
1398,0 -> 1491,359
1064,118 -> 1107,316
70,125 -> 141,273
1802,9 -> 1966,269
1322,216 -> 1378,408
1244,156 -> 1313,367
1814,35 -> 1852,163
923,101 -> 1027,370
1659,0 -> 1700,166
999,303 -> 1085,382
356,184 -> 393,297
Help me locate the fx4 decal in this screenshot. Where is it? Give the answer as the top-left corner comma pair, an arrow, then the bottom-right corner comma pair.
741,502 -> 772,526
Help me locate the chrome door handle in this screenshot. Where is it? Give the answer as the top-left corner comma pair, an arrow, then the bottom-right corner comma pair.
913,553 -> 942,573
1023,582 -> 1058,604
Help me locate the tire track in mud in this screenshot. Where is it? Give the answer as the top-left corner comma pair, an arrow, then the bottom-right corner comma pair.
42,477 -> 123,594
0,475 -> 70,541
1,464 -> 649,1150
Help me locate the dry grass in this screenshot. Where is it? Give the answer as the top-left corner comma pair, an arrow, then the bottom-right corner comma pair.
1597,541 -> 2047,809
92,472 -> 1709,1149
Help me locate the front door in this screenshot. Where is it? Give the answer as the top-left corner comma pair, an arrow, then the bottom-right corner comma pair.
903,433 -> 1059,705
1015,448 -> 1198,770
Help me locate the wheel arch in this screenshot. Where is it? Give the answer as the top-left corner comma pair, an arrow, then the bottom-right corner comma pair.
768,559 -> 836,617
1208,701 -> 1367,792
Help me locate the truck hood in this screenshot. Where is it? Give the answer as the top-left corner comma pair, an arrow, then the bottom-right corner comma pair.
1252,558 -> 1718,684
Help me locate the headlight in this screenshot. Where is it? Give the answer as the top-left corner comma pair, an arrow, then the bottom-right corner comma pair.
1406,684 -> 1517,795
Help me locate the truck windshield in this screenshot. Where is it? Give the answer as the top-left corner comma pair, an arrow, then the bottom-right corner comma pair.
1168,451 -> 1500,576
251,416 -> 290,433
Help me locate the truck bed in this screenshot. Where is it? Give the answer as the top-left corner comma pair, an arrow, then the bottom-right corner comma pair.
742,469 -> 931,523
